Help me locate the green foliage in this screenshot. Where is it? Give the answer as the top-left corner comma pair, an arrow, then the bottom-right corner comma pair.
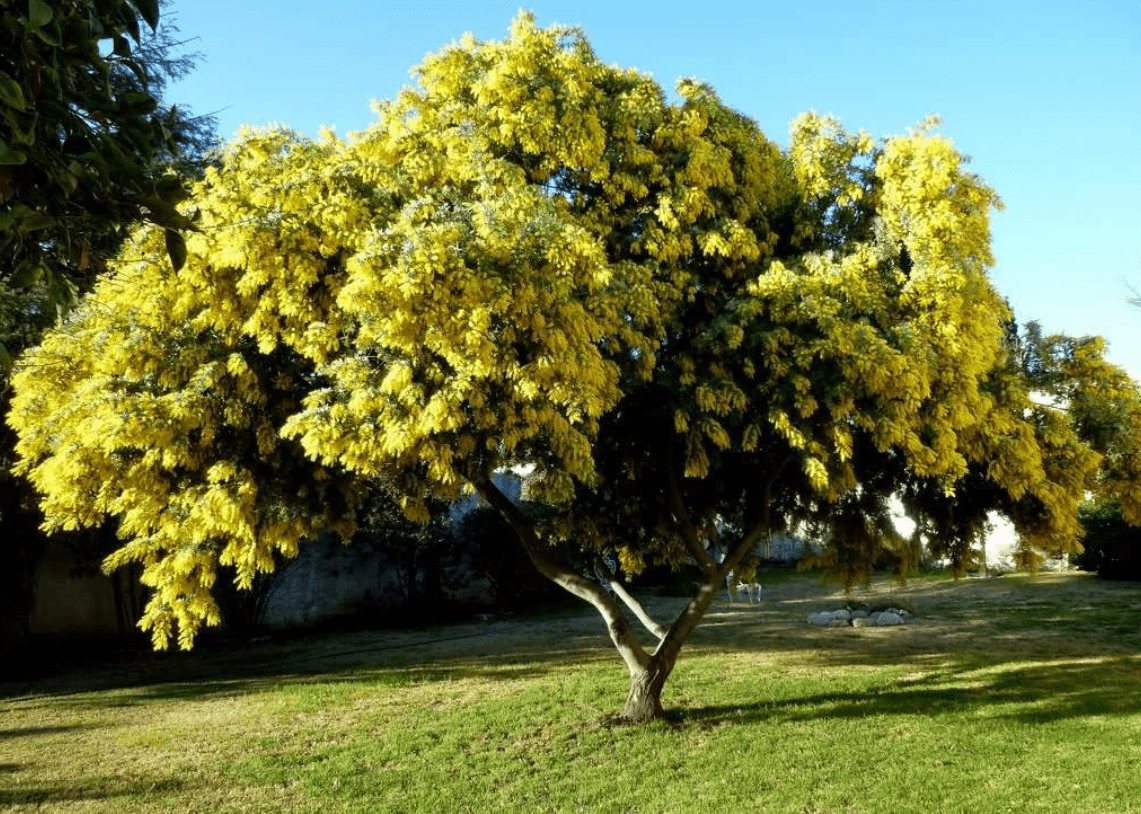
0,0 -> 217,370
1077,500 -> 1141,580
1015,323 -> 1141,523
355,484 -> 455,607
899,319 -> 1141,575
2,2 -> 215,650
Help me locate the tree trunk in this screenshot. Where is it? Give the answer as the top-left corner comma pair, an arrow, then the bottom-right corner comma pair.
621,656 -> 675,723
474,475 -> 766,724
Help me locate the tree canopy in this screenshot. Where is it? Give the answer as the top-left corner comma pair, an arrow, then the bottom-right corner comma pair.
9,14 -> 1141,719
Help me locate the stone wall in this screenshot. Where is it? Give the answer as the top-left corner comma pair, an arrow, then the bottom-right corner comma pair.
262,472 -> 522,628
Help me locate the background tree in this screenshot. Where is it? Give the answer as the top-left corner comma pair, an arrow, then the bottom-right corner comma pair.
452,503 -> 569,611
0,0 -> 216,368
10,15 -> 1141,719
355,483 -> 456,613
1076,499 -> 1141,579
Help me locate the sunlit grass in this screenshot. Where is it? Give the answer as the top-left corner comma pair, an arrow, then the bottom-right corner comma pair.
2,572 -> 1140,813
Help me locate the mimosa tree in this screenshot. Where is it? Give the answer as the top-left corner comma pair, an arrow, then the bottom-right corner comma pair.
10,14 -> 1141,721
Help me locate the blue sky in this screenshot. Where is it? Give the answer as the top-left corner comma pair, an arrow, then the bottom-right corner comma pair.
167,0 -> 1140,376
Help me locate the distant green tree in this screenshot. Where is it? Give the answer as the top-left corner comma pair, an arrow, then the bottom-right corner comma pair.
452,504 -> 565,611
0,0 -> 217,370
1077,500 -> 1141,580
356,484 -> 455,609
900,319 -> 1141,574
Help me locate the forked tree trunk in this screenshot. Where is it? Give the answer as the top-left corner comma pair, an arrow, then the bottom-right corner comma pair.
622,655 -> 675,723
475,474 -> 766,724
617,583 -> 718,722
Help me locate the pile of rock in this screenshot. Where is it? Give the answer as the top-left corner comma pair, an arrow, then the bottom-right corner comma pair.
807,607 -> 912,628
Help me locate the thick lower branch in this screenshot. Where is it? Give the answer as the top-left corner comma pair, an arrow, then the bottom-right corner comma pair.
473,475 -> 651,674
667,451 -> 716,577
721,520 -> 772,581
653,575 -> 720,666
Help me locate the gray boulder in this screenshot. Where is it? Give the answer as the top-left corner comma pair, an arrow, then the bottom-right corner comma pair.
809,607 -> 911,628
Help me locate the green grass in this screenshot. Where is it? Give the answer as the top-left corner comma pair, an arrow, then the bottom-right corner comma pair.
2,572 -> 1140,813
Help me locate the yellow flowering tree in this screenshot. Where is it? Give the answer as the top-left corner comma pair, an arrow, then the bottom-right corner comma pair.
10,14 -> 1141,720
9,129 -> 363,649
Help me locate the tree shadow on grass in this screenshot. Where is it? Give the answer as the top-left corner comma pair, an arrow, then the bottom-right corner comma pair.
689,599 -> 1141,667
678,653 -> 1141,727
0,724 -> 101,740
5,579 -> 1139,721
0,777 -> 185,807
2,634 -> 614,710
91,658 -> 591,707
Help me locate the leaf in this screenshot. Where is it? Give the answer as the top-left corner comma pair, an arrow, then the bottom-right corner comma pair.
0,142 -> 27,165
28,0 -> 53,28
53,163 -> 78,195
113,34 -> 131,58
10,260 -> 43,287
119,6 -> 140,43
17,211 -> 55,232
33,26 -> 59,46
165,228 -> 187,272
2,106 -> 35,145
0,77 -> 26,111
119,90 -> 157,115
0,342 -> 13,376
154,174 -> 186,197
131,0 -> 160,31
46,271 -> 77,308
138,194 -> 181,225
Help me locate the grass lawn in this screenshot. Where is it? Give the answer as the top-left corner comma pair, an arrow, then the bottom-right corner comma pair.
2,571 -> 1140,813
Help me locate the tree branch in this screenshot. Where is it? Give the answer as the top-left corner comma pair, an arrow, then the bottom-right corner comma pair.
607,578 -> 668,640
717,454 -> 795,581
667,447 -> 716,576
473,474 -> 651,673
721,519 -> 772,581
653,453 -> 797,665
653,573 -> 722,664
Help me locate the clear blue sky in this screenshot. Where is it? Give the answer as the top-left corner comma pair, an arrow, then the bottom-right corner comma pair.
166,0 -> 1141,377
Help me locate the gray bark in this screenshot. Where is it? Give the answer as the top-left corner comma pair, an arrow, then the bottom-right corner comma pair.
622,656 -> 673,722
608,579 -> 668,640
